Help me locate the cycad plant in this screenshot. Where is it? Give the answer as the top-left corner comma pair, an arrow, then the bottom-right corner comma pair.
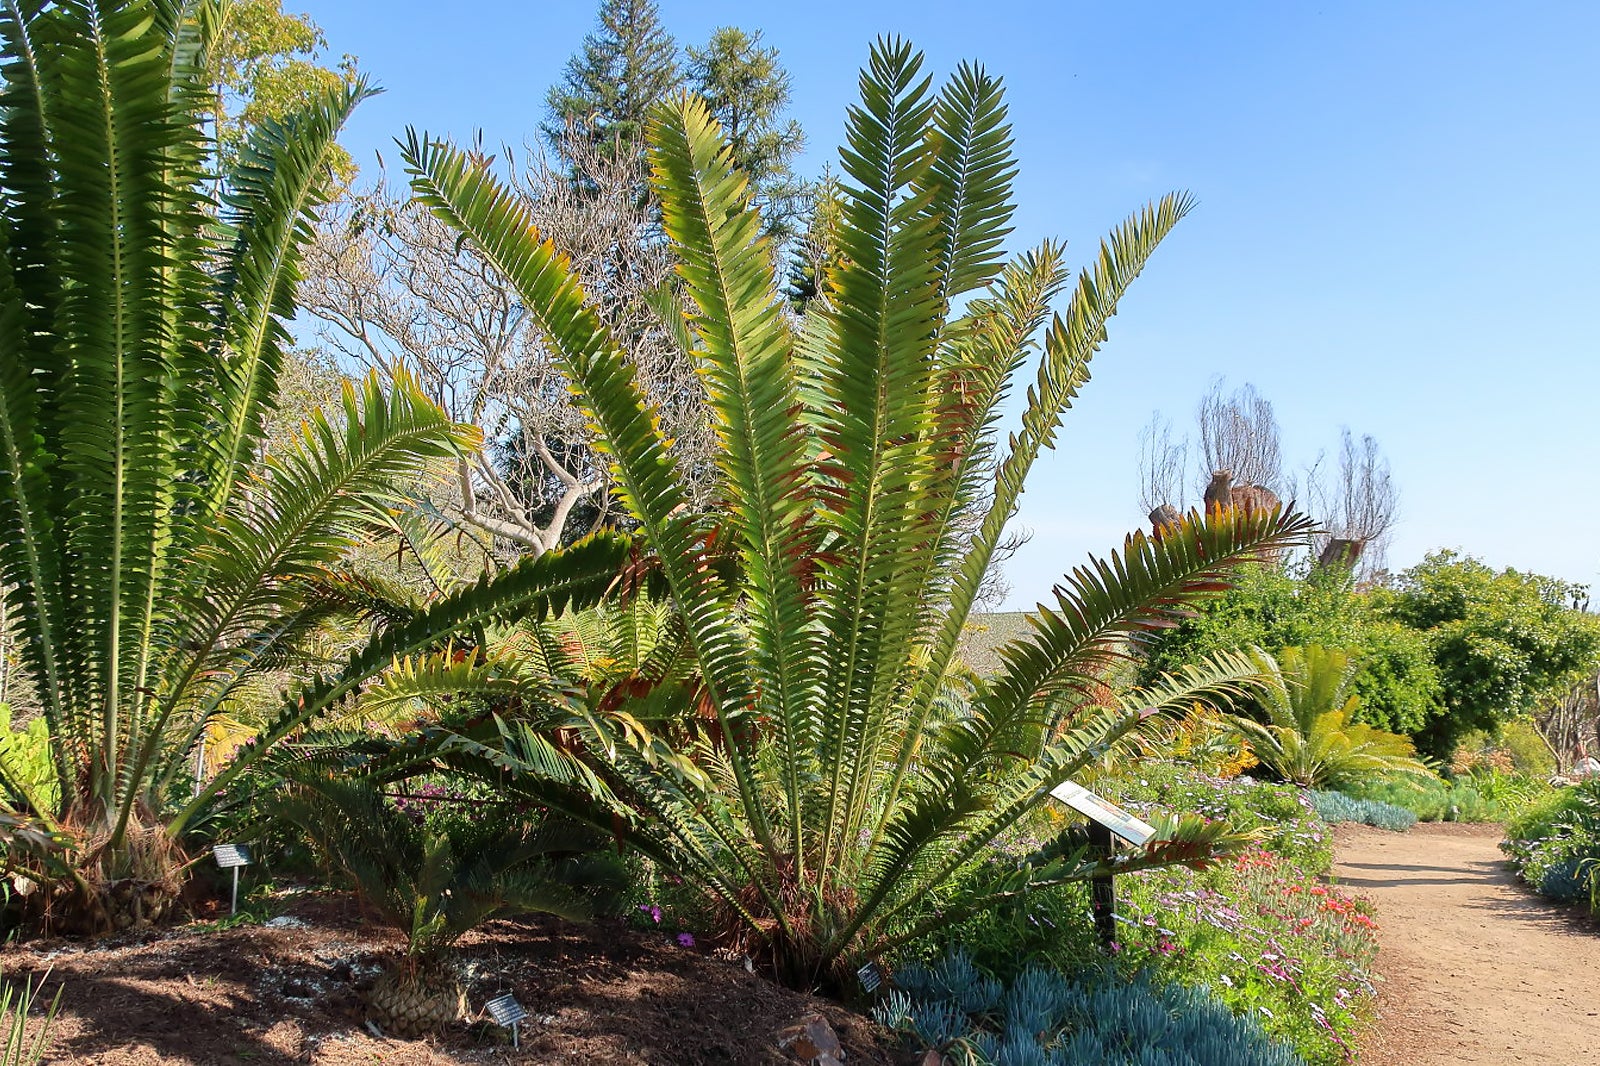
1231,646 -> 1433,789
0,0 -> 626,932
270,776 -> 619,1037
404,39 -> 1311,987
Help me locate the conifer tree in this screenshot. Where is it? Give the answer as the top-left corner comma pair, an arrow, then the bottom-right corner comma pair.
687,27 -> 806,236
544,0 -> 682,157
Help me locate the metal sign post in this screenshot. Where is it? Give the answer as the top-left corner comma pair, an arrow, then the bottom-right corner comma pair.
212,844 -> 251,916
1048,781 -> 1158,955
485,993 -> 528,1048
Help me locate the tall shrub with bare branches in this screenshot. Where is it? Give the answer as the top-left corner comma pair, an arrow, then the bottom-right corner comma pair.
1306,429 -> 1398,576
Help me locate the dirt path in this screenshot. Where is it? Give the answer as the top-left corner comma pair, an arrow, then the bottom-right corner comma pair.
1334,822 -> 1600,1065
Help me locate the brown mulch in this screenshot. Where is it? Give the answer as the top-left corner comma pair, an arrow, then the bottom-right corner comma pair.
1,893 -> 900,1065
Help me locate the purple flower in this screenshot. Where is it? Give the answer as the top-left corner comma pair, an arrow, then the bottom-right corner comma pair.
676,932 -> 696,948
638,904 -> 663,924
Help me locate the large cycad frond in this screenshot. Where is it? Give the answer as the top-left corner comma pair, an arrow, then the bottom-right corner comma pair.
883,195 -> 1198,821
648,94 -> 820,849
203,77 -> 374,522
172,531 -> 637,832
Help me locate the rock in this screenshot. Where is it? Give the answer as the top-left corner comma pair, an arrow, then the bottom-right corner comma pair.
778,1013 -> 844,1063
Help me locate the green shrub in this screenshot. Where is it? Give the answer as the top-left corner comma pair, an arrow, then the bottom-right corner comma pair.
1311,791 -> 1416,832
1502,780 -> 1600,915
1344,771 -> 1548,823
874,949 -> 1305,1066
1506,783 -> 1590,842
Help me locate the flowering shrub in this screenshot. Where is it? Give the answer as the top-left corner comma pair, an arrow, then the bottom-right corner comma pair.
1104,763 -> 1333,874
1114,849 -> 1378,1065
906,767 -> 1373,1065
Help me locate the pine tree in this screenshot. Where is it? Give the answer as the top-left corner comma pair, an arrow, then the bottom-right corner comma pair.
544,0 -> 682,157
686,27 -> 806,236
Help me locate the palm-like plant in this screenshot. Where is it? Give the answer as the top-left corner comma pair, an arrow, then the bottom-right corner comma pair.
0,0 -> 627,932
1231,645 -> 1433,789
404,39 -> 1312,987
270,775 -> 618,1037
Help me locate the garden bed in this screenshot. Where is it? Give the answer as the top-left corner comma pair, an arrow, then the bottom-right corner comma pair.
0,893 -> 895,1065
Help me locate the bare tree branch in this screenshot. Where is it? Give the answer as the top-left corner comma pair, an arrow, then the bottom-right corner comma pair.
1306,428 -> 1399,578
1137,411 -> 1188,517
299,131 -> 712,558
1196,380 -> 1282,496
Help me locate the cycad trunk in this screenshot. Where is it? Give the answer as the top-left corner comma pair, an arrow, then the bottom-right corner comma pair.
28,804 -> 186,936
366,956 -> 467,1038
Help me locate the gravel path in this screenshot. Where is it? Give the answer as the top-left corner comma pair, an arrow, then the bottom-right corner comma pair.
1334,822 -> 1600,1065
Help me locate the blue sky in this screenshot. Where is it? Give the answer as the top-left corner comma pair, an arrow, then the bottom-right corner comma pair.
305,1 -> 1600,608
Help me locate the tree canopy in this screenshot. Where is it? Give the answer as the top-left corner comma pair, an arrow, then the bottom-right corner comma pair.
544,0 -> 682,157
1378,551 -> 1600,758
1139,563 -> 1443,737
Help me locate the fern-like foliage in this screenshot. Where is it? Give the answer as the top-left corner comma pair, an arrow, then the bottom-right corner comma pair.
405,37 -> 1313,987
0,0 -> 625,927
266,774 -> 620,962
1231,645 -> 1434,790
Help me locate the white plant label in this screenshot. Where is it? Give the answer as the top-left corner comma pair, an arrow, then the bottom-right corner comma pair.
1049,781 -> 1156,847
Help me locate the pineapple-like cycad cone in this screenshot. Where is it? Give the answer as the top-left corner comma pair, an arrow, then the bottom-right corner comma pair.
269,774 -> 621,1036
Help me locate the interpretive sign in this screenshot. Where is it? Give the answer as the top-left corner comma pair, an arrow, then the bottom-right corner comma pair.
212,843 -> 251,868
486,993 -> 528,1047
212,843 -> 252,915
1048,781 -> 1156,847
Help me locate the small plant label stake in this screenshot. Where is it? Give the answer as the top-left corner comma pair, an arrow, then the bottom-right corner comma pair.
857,961 -> 882,993
211,843 -> 251,916
485,993 -> 528,1048
1048,781 -> 1158,954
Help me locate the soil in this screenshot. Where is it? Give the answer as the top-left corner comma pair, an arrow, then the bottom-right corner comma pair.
0,893 -> 899,1065
1334,822 -> 1600,1065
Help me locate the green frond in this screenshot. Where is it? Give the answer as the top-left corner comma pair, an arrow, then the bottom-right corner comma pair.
125,370 -> 475,820
879,198 -> 1194,831
979,507 -> 1313,729
356,649 -> 567,722
181,369 -> 472,664
918,60 -> 1017,307
171,532 -> 638,832
402,127 -> 772,845
203,76 -> 374,522
1233,644 -> 1435,788
647,92 -> 819,850
810,36 -> 950,870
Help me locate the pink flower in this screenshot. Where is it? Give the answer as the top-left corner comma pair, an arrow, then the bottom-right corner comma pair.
676,932 -> 695,948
